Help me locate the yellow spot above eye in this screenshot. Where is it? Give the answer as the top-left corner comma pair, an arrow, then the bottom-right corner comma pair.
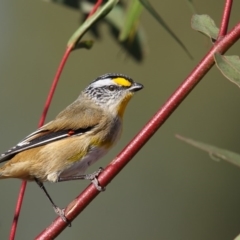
113,77 -> 132,87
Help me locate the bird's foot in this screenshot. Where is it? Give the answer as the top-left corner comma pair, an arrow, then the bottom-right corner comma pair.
84,167 -> 105,191
53,206 -> 71,227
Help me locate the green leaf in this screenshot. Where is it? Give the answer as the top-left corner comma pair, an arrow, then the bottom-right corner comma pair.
68,0 -> 119,48
119,0 -> 143,42
139,0 -> 193,59
234,234 -> 240,240
214,53 -> 240,88
176,135 -> 240,168
44,1 -> 147,61
104,3 -> 147,61
191,14 -> 219,40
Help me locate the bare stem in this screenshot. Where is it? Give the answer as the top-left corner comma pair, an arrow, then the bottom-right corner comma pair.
87,0 -> 103,18
218,0 -> 233,38
9,181 -> 27,240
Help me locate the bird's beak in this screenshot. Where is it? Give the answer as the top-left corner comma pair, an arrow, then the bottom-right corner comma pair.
129,82 -> 144,92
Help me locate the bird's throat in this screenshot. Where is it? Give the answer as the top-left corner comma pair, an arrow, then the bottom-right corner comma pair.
117,93 -> 133,118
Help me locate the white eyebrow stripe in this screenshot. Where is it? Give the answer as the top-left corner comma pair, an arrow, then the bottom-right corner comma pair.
90,78 -> 118,88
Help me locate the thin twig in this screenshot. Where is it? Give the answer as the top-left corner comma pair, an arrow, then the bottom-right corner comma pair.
38,46 -> 72,126
9,181 -> 27,240
9,47 -> 72,240
218,0 -> 233,38
87,0 -> 103,18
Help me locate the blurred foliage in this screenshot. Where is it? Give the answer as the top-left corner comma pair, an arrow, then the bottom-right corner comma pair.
67,0 -> 119,48
177,135 -> 240,169
50,0 -> 147,62
139,0 -> 193,58
119,0 -> 143,42
46,0 -> 193,61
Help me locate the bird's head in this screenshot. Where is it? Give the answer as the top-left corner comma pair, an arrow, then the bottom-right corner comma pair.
84,73 -> 143,118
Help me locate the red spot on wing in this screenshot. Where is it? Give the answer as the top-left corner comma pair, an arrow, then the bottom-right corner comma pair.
68,130 -> 75,136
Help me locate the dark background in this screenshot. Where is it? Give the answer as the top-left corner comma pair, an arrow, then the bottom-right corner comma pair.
0,1 -> 240,239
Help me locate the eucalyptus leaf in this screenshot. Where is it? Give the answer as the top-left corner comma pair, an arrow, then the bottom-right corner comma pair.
104,3 -> 147,61
214,53 -> 240,88
68,0 -> 119,48
119,0 -> 143,41
234,234 -> 240,240
43,0 -> 147,61
176,135 -> 240,168
191,14 -> 219,40
139,0 -> 193,59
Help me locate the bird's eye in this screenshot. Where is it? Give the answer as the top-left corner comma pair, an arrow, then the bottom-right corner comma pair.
108,85 -> 117,91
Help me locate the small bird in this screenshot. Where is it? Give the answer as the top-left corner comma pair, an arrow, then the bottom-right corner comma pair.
0,73 -> 143,223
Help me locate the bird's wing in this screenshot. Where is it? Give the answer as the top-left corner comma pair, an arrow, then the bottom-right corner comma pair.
0,126 -> 96,163
0,100 -> 103,163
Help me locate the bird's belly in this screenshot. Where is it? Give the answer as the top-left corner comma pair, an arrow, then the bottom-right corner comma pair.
58,146 -> 108,178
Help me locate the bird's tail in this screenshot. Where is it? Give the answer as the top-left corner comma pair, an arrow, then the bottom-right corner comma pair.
0,170 -> 7,179
0,165 -> 11,179
0,173 -> 7,179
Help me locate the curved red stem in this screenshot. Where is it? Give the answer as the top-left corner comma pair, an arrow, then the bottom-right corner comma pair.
9,181 -> 27,240
87,0 -> 103,18
9,46 -> 72,240
38,46 -> 72,127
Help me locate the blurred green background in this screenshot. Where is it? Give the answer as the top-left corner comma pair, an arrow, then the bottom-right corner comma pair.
1,0 -> 240,239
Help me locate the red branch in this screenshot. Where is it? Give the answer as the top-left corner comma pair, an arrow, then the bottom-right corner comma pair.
9,181 -> 27,240
35,23 -> 240,239
87,0 -> 103,18
38,47 -> 72,127
218,0 -> 233,38
9,46 -> 72,240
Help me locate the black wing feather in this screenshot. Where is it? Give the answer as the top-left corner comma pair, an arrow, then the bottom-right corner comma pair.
0,127 -> 93,163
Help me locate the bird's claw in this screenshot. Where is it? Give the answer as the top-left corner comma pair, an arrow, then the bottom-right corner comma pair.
54,206 -> 71,227
85,167 -> 105,191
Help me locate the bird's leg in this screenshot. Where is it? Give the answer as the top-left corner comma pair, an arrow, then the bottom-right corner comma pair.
34,178 -> 71,226
58,167 -> 105,191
